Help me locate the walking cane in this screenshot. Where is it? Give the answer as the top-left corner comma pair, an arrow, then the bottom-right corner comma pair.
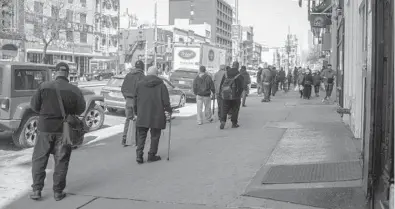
167,112 -> 172,161
212,94 -> 215,119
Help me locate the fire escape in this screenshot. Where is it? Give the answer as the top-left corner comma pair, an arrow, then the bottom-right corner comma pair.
95,0 -> 118,56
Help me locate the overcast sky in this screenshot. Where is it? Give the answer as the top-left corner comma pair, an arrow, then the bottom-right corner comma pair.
119,0 -> 310,51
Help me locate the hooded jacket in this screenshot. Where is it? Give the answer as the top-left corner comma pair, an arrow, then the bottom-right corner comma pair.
278,70 -> 286,81
121,68 -> 145,98
214,66 -> 226,95
312,72 -> 321,86
261,68 -> 272,83
134,75 -> 172,129
193,73 -> 215,97
240,68 -> 251,90
220,67 -> 244,100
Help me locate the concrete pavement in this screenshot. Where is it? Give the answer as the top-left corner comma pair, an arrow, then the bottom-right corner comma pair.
2,89 -> 365,209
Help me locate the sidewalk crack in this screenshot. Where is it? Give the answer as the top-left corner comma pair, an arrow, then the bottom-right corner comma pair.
76,196 -> 99,209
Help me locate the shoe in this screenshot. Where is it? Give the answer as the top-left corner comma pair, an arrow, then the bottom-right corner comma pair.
220,122 -> 225,129
208,118 -> 214,123
242,104 -> 246,107
232,124 -> 240,128
197,122 -> 203,125
29,190 -> 41,200
147,155 -> 161,162
54,192 -> 66,201
121,138 -> 127,147
136,155 -> 144,164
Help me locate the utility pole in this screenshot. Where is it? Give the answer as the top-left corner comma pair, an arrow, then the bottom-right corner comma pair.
286,26 -> 291,71
154,0 -> 158,68
116,0 -> 120,75
144,40 -> 148,73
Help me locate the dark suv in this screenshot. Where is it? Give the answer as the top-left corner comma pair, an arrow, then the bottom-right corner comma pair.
169,68 -> 198,99
0,62 -> 106,148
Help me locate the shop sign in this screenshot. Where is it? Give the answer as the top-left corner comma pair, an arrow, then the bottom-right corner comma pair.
66,22 -> 94,33
310,14 -> 331,28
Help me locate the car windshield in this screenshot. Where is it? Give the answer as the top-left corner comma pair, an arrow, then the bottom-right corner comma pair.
172,70 -> 198,78
107,77 -> 124,87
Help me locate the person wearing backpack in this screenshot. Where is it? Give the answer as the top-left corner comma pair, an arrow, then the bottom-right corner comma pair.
193,66 -> 215,125
121,60 -> 145,147
260,67 -> 273,102
214,65 -> 227,119
219,66 -> 244,129
320,64 -> 336,102
240,66 -> 251,107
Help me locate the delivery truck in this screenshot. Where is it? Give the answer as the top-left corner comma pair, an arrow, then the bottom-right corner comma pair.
170,43 -> 226,99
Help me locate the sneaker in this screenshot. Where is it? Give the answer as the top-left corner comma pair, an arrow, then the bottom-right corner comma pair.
54,192 -> 66,201
29,190 -> 41,200
147,155 -> 161,162
220,122 -> 225,130
136,156 -> 144,164
197,122 -> 203,125
232,124 -> 240,128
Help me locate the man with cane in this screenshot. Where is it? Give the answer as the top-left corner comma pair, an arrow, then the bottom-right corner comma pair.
134,66 -> 172,164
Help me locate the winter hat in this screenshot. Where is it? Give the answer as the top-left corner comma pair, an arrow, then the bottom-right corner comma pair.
199,66 -> 206,73
135,60 -> 144,69
147,66 -> 158,75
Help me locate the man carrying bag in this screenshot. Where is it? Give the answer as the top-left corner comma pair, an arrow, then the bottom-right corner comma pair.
29,62 -> 86,201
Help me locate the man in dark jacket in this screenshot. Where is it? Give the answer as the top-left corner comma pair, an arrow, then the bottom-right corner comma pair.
213,65 -> 226,119
30,62 -> 86,201
312,70 -> 322,97
261,67 -> 272,102
270,67 -> 278,96
256,66 -> 263,96
278,67 -> 286,90
193,66 -> 215,125
219,67 -> 244,129
121,60 -> 145,147
287,70 -> 293,91
240,66 -> 251,107
134,66 -> 172,164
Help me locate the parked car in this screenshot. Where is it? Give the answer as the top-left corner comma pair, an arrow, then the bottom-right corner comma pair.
0,62 -> 106,148
169,68 -> 199,99
247,70 -> 258,88
87,70 -> 114,81
101,74 -> 186,113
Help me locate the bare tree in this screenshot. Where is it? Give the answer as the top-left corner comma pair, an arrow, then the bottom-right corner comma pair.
306,45 -> 321,64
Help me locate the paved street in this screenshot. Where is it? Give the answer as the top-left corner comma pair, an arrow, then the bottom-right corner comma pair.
0,89 -> 364,209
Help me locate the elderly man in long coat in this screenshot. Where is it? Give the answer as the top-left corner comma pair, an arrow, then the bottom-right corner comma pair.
134,66 -> 172,164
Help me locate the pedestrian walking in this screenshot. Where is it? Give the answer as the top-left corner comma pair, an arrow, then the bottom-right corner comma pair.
193,66 -> 215,125
214,65 -> 227,119
303,69 -> 313,99
219,66 -> 244,129
293,67 -> 299,87
134,66 -> 172,164
121,60 -> 145,147
298,70 -> 306,98
270,67 -> 278,96
278,67 -> 286,90
287,70 -> 293,91
320,64 -> 336,102
257,65 -> 263,96
260,67 -> 273,102
240,66 -> 251,107
29,62 -> 86,201
312,70 -> 322,97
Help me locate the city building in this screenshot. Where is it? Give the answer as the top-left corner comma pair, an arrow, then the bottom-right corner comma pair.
24,0 -> 96,75
304,0 -> 394,207
241,26 -> 253,66
252,42 -> 262,67
169,0 -> 233,64
159,18 -> 211,43
120,27 -> 173,71
0,0 -> 25,61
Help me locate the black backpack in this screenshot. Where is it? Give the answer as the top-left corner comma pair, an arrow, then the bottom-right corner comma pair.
221,73 -> 240,100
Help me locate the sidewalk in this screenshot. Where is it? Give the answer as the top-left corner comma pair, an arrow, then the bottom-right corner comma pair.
3,90 -> 366,209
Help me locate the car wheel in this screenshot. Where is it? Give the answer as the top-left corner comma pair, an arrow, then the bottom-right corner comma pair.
13,114 -> 39,148
107,107 -> 117,113
179,94 -> 186,107
84,104 -> 105,131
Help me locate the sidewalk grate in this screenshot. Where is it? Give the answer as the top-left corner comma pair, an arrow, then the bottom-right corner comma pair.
262,161 -> 362,184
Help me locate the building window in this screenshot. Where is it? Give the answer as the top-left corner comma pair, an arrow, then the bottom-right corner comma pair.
66,31 -> 73,41
95,37 -> 99,50
102,38 -> 106,46
80,32 -> 87,43
51,6 -> 59,18
34,1 -> 43,13
80,13 -> 86,24
66,10 -> 73,22
14,69 -> 47,90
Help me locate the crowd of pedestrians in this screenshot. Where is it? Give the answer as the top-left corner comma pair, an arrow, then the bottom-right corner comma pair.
27,60 -> 336,202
